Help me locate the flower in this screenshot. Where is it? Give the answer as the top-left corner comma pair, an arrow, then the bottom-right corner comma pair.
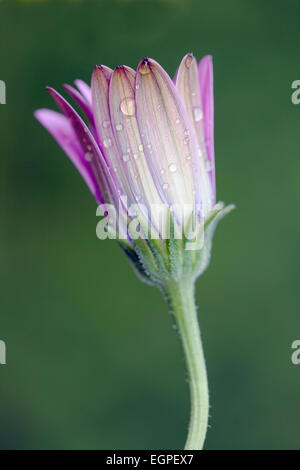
35,54 -> 234,449
35,53 -> 233,286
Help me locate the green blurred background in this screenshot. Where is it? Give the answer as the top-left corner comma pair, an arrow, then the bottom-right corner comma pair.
1,0 -> 300,450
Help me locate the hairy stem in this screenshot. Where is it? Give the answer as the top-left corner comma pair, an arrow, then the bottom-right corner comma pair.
165,278 -> 209,450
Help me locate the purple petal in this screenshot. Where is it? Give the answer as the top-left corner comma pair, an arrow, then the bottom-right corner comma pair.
34,108 -> 103,203
45,87 -> 117,205
198,55 -> 215,202
63,83 -> 95,126
135,58 -> 202,212
74,79 -> 92,106
175,53 -> 214,212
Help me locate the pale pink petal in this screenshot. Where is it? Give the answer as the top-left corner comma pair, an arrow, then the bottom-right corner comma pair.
176,53 -> 213,212
109,66 -> 163,215
198,55 -> 215,203
135,58 -> 202,214
92,65 -> 137,205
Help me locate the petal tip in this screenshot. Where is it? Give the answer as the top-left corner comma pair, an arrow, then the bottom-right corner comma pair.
137,58 -> 152,75
114,65 -> 125,73
62,83 -> 71,92
45,86 -> 56,96
33,109 -> 43,121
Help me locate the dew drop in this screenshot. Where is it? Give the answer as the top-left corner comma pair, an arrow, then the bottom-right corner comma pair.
175,118 -> 180,125
139,61 -> 150,75
133,153 -> 138,160
116,123 -> 123,132
103,138 -> 112,149
185,54 -> 193,68
138,144 -> 144,152
168,163 -> 177,173
122,153 -> 130,162
193,107 -> 203,122
120,97 -> 136,116
102,120 -> 111,129
162,182 -> 169,190
84,152 -> 93,161
160,168 -> 165,175
183,136 -> 189,145
205,160 -> 214,171
186,154 -> 192,161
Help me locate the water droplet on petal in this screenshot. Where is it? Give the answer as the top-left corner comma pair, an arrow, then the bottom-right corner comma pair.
122,153 -> 130,162
103,120 -> 111,129
133,153 -> 138,160
168,163 -> 177,173
193,107 -> 203,122
139,60 -> 150,75
183,136 -> 189,145
205,160 -> 214,171
185,54 -> 193,68
116,123 -> 123,132
120,97 -> 136,116
103,138 -> 112,148
175,118 -> 180,125
162,182 -> 169,190
138,144 -> 144,152
186,155 -> 192,161
85,152 -> 93,161
160,168 -> 165,175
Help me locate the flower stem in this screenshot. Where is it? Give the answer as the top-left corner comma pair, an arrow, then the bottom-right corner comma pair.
165,278 -> 209,450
